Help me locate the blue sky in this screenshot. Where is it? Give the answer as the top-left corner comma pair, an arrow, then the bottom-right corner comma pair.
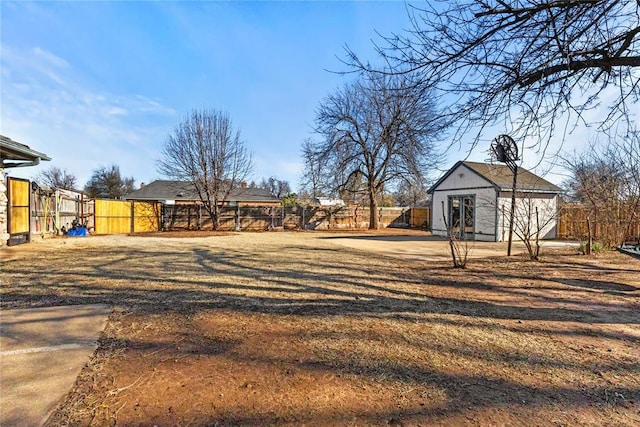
2,1 -> 421,190
1,1 -> 626,190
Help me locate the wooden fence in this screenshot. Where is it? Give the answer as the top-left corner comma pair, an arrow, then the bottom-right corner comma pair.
557,203 -> 640,243
409,207 -> 431,229
8,177 -> 432,244
160,204 -> 429,231
31,194 -> 160,235
32,188 -> 89,235
13,178 -> 431,241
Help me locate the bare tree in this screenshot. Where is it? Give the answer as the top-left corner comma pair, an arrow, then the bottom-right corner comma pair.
562,132 -> 640,248
500,193 -> 559,260
84,164 -> 135,199
158,109 -> 254,230
310,73 -> 442,229
441,201 -> 470,268
258,176 -> 291,199
393,179 -> 430,207
348,1 -> 640,153
300,138 -> 327,199
34,166 -> 77,190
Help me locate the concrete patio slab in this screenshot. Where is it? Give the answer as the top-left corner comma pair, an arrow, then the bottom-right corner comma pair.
1,304 -> 110,427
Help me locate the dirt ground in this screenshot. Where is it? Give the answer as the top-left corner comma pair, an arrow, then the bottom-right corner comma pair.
1,230 -> 639,426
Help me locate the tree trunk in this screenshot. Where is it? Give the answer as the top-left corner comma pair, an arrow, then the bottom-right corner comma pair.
534,206 -> 540,260
205,201 -> 221,231
368,188 -> 379,230
586,216 -> 592,255
212,203 -> 220,230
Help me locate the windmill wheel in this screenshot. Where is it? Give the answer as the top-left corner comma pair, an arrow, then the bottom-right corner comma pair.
490,134 -> 518,163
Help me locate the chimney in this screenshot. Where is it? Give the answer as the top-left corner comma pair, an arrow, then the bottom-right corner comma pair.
140,182 -> 146,189
241,181 -> 247,188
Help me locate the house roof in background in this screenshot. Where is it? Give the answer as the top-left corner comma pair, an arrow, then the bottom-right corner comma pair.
429,161 -> 563,193
124,180 -> 281,203
1,135 -> 51,165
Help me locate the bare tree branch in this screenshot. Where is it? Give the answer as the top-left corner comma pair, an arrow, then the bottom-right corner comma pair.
561,130 -> 640,247
346,0 -> 640,154
34,166 -> 78,191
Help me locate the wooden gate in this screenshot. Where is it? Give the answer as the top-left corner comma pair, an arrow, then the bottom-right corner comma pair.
7,177 -> 31,245
94,200 -> 131,234
93,199 -> 161,234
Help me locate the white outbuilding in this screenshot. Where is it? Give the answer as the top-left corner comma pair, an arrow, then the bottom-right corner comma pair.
428,161 -> 563,242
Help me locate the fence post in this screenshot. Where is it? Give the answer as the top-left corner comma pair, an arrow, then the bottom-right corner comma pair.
130,201 -> 135,234
55,189 -> 60,233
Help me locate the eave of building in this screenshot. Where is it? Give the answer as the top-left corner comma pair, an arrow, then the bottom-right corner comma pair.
1,135 -> 52,164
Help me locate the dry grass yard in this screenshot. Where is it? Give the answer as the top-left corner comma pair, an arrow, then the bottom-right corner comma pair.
1,230 -> 639,426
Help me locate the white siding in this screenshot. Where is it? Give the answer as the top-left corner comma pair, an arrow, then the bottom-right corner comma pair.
430,164 -> 493,191
475,189 -> 501,241
496,193 -> 558,242
431,164 -> 498,241
430,163 -> 560,242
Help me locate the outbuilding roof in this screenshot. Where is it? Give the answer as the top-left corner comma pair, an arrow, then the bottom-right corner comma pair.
429,161 -> 563,193
124,180 -> 281,203
1,135 -> 51,167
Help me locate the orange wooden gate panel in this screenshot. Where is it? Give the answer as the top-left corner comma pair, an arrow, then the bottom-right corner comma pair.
93,199 -> 161,234
7,177 -> 31,245
94,199 -> 131,234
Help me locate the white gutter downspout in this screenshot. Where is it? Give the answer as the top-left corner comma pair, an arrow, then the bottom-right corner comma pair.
2,157 -> 41,168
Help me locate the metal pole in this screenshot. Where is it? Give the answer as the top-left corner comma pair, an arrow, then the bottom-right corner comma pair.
507,164 -> 518,256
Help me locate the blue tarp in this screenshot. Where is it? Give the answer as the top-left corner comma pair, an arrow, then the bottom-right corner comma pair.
67,227 -> 88,237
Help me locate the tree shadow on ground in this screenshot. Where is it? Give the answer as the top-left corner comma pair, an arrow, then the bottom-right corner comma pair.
4,238 -> 639,426
2,245 -> 639,325
320,234 -> 446,242
555,278 -> 638,293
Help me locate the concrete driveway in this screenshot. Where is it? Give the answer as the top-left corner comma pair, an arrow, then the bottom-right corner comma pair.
0,304 -> 110,427
325,233 -> 578,262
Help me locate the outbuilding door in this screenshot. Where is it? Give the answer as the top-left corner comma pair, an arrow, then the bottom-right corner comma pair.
448,195 -> 475,240
7,177 -> 31,245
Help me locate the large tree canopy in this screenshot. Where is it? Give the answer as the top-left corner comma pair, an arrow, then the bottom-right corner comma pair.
309,73 -> 442,229
348,0 -> 640,152
84,164 -> 135,199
